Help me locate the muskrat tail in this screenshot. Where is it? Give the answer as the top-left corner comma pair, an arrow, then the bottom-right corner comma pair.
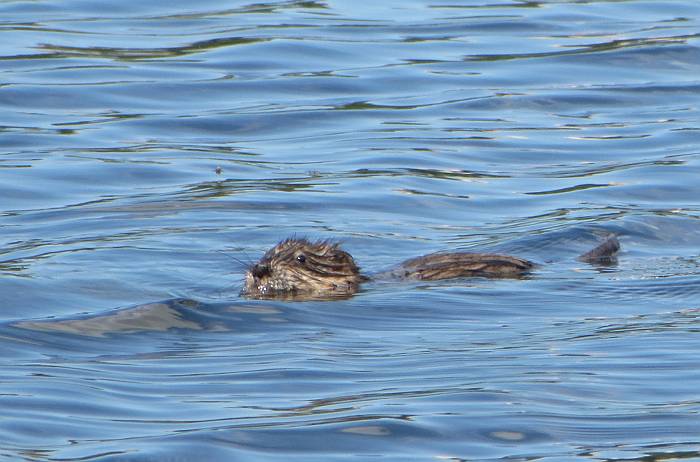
578,235 -> 620,263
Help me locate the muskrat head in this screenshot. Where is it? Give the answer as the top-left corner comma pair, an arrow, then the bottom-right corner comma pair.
241,238 -> 363,300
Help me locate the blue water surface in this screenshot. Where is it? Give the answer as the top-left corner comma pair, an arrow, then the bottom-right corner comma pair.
1,0 -> 700,460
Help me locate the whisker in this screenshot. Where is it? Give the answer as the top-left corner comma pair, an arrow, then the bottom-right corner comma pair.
217,250 -> 253,270
240,248 -> 256,267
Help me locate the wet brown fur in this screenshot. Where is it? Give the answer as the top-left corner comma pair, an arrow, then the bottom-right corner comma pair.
241,236 -> 619,300
241,238 -> 366,300
395,252 -> 533,280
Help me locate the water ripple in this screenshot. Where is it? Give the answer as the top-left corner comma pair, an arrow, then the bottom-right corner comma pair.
2,0 -> 700,460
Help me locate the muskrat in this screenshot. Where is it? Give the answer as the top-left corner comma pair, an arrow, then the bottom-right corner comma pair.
241,236 -> 620,300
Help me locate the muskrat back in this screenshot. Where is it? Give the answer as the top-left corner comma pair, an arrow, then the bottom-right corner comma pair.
383,252 -> 534,280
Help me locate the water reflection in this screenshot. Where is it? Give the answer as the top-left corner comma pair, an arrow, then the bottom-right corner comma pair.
38,36 -> 269,61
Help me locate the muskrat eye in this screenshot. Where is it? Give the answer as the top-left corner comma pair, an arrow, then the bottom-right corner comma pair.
296,254 -> 306,264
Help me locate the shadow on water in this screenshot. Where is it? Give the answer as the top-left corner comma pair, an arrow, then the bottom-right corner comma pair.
1,299 -> 304,363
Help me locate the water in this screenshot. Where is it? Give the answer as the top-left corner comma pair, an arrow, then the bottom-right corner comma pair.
1,0 -> 700,460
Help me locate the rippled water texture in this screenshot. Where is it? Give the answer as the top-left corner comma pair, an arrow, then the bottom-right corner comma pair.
2,1 -> 700,460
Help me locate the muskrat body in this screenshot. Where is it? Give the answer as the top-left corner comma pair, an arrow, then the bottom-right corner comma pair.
241,236 -> 619,300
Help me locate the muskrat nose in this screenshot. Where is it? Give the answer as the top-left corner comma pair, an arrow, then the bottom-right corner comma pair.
251,263 -> 270,279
